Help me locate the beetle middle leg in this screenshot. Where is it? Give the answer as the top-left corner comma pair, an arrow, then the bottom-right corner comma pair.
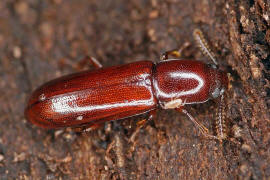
160,42 -> 190,61
136,109 -> 157,128
129,109 -> 157,143
176,107 -> 219,140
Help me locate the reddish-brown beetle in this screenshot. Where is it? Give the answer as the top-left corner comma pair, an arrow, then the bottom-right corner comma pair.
25,29 -> 228,140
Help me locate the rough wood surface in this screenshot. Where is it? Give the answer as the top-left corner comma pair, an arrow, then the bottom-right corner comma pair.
0,0 -> 270,179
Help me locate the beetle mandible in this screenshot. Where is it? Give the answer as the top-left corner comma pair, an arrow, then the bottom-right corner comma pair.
25,29 -> 228,140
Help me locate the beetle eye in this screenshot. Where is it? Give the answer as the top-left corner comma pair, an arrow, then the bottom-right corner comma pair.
220,88 -> 225,95
211,87 -> 220,98
211,87 -> 225,99
207,63 -> 217,69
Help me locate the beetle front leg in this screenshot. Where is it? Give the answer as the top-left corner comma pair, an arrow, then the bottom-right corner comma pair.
160,42 -> 190,61
176,107 -> 219,140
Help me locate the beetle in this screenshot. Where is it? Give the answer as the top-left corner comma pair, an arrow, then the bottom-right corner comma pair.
25,29 -> 228,140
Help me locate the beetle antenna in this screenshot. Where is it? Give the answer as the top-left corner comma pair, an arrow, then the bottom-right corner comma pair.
215,94 -> 227,141
193,29 -> 218,65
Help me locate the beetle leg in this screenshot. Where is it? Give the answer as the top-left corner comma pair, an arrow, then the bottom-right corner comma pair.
176,107 -> 219,140
136,109 -> 157,128
83,123 -> 104,132
147,109 -> 157,121
136,119 -> 147,128
87,56 -> 103,68
77,56 -> 103,70
129,110 -> 157,143
160,42 -> 190,61
72,123 -> 103,132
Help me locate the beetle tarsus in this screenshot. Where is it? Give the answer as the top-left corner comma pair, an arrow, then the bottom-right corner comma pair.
136,109 -> 156,128
84,123 -> 103,132
72,123 -> 103,132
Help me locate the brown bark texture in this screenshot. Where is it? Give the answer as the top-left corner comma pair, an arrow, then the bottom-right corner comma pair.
0,0 -> 270,179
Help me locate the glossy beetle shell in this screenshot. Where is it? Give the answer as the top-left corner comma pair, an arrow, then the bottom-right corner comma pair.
153,60 -> 227,106
25,61 -> 157,128
25,59 -> 228,129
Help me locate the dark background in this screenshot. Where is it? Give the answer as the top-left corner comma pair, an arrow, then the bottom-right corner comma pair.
0,0 -> 270,179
